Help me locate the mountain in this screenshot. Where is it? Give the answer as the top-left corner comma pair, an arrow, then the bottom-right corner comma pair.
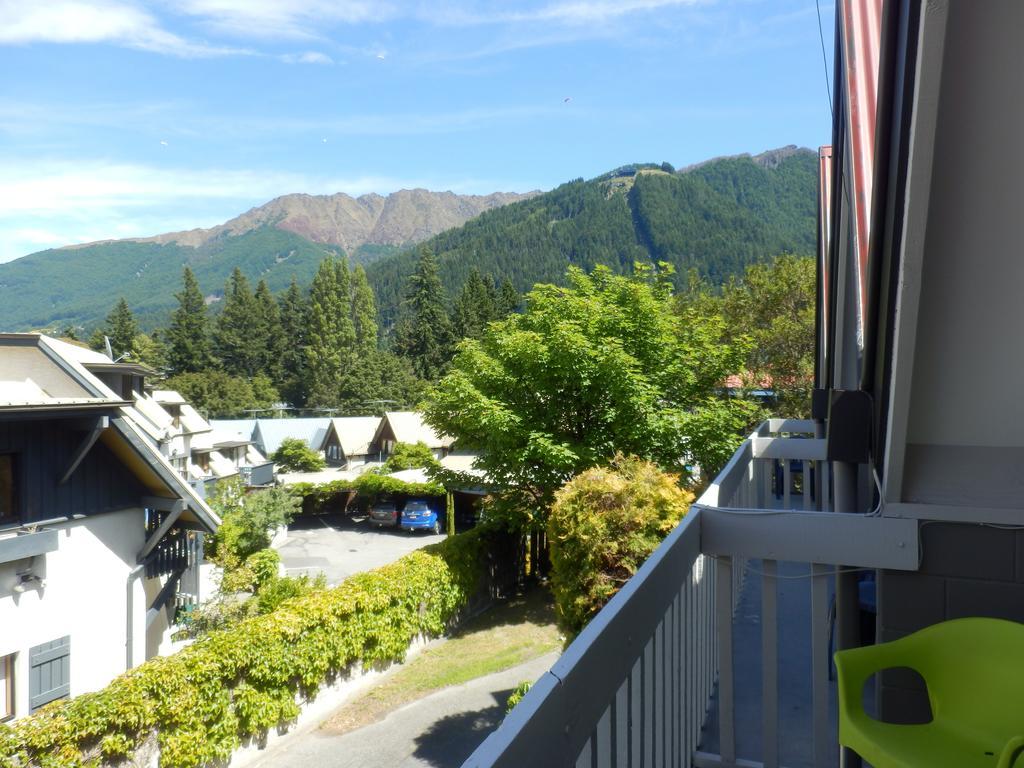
0,147 -> 817,333
0,189 -> 536,332
366,147 -> 819,324
118,189 -> 537,255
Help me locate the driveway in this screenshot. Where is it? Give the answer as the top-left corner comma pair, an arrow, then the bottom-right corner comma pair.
247,651 -> 559,768
276,514 -> 446,586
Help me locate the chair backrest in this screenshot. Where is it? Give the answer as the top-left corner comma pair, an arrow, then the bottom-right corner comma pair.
906,618 -> 1024,734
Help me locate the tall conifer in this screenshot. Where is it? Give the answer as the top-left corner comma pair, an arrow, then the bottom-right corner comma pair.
254,279 -> 286,384
395,247 -> 454,380
278,278 -> 308,405
214,268 -> 260,377
166,267 -> 212,374
351,264 -> 378,356
305,258 -> 347,407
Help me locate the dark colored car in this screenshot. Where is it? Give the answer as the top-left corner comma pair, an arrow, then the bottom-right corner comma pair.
369,499 -> 398,527
400,499 -> 441,534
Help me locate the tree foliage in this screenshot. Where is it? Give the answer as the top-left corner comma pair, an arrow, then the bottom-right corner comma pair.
548,456 -> 693,637
381,441 -> 437,472
271,437 -> 327,472
425,263 -> 756,530
166,267 -> 213,374
163,370 -> 279,418
90,297 -> 138,359
394,247 -> 454,380
214,268 -> 261,378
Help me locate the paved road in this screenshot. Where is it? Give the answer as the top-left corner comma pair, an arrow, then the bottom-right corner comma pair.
249,651 -> 559,768
276,514 -> 445,586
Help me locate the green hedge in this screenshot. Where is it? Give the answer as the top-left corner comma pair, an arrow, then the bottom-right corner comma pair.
289,474 -> 445,508
0,528 -> 489,768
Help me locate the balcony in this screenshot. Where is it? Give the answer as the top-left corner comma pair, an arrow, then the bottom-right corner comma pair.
465,420 -> 920,768
240,461 -> 275,488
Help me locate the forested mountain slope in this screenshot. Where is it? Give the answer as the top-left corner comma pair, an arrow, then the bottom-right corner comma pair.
367,148 -> 817,324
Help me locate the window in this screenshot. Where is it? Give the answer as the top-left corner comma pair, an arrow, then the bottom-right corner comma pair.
0,455 -> 18,525
1,653 -> 13,721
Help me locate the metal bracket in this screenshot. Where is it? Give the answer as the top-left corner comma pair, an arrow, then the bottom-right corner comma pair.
58,416 -> 108,485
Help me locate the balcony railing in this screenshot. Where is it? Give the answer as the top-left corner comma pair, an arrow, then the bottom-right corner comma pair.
240,461 -> 275,488
465,420 -> 919,768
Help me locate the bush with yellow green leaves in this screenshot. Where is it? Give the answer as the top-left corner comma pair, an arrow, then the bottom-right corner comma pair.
0,527 -> 491,768
547,456 -> 694,639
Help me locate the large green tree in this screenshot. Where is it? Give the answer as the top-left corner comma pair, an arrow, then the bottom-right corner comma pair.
90,297 -> 138,360
424,263 -> 755,530
253,279 -> 286,385
278,278 -> 308,406
305,258 -> 352,407
451,268 -> 499,340
166,267 -> 213,374
214,268 -> 261,377
351,264 -> 378,357
707,254 -> 816,417
395,247 -> 454,380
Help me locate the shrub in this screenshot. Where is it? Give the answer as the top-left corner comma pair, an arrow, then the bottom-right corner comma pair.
381,441 -> 438,472
547,456 -> 693,638
271,437 -> 326,472
246,549 -> 281,589
207,482 -> 299,566
0,528 -> 494,768
505,681 -> 533,714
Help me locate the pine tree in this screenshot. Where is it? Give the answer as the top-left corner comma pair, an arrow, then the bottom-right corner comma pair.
254,280 -> 286,385
305,258 -> 349,407
214,268 -> 260,377
91,297 -> 138,359
166,267 -> 213,374
497,278 -> 520,316
351,264 -> 379,357
452,268 -> 498,340
278,278 -> 308,406
394,247 -> 454,380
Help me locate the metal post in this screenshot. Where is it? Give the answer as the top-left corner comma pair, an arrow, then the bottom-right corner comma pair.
834,461 -> 863,768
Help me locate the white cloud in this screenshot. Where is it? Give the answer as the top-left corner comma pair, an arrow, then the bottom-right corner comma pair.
173,0 -> 391,39
279,50 -> 333,64
0,0 -> 247,56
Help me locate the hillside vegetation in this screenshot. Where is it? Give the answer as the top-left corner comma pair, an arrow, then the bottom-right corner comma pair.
0,226 -> 339,331
367,150 -> 817,324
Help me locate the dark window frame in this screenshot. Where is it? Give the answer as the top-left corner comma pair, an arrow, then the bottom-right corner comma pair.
0,453 -> 20,526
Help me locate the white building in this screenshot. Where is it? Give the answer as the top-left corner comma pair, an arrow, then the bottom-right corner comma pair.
0,334 -> 219,721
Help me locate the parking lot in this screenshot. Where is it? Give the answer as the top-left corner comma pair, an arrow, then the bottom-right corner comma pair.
275,514 -> 447,586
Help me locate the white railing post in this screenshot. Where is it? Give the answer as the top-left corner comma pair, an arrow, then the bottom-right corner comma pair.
715,555 -> 735,765
762,559 -> 779,768
811,563 -> 831,768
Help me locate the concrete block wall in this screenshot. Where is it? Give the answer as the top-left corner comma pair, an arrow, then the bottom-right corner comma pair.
877,521 -> 1024,722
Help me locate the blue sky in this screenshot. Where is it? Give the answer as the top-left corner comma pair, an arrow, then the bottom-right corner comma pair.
0,0 -> 835,263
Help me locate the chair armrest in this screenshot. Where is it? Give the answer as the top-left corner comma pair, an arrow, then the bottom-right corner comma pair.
997,735 -> 1024,768
834,638 -> 923,731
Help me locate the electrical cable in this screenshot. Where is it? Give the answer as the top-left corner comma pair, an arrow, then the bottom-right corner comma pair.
816,0 -> 834,120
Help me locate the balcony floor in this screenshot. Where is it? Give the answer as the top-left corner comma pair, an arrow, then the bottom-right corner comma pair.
699,560 -> 845,768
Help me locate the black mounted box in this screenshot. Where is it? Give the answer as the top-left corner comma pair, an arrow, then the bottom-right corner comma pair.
826,389 -> 872,463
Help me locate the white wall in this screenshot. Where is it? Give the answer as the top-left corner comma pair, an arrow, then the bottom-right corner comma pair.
0,509 -> 162,718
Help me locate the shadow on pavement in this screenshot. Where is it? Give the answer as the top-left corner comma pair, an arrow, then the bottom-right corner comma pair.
410,689 -> 513,768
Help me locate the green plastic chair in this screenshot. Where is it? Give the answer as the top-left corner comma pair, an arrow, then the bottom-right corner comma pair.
834,618 -> 1024,768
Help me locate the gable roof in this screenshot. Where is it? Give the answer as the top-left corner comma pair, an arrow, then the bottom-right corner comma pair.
16,334 -> 220,532
253,418 -> 330,456
324,416 -> 381,457
210,419 -> 257,442
374,411 -> 454,450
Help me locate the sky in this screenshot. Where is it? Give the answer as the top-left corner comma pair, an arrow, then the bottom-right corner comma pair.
0,0 -> 836,263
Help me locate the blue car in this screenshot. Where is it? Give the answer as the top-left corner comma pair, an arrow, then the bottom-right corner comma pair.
400,499 -> 441,534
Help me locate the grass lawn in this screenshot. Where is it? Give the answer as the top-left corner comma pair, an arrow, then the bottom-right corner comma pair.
321,587 -> 560,735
